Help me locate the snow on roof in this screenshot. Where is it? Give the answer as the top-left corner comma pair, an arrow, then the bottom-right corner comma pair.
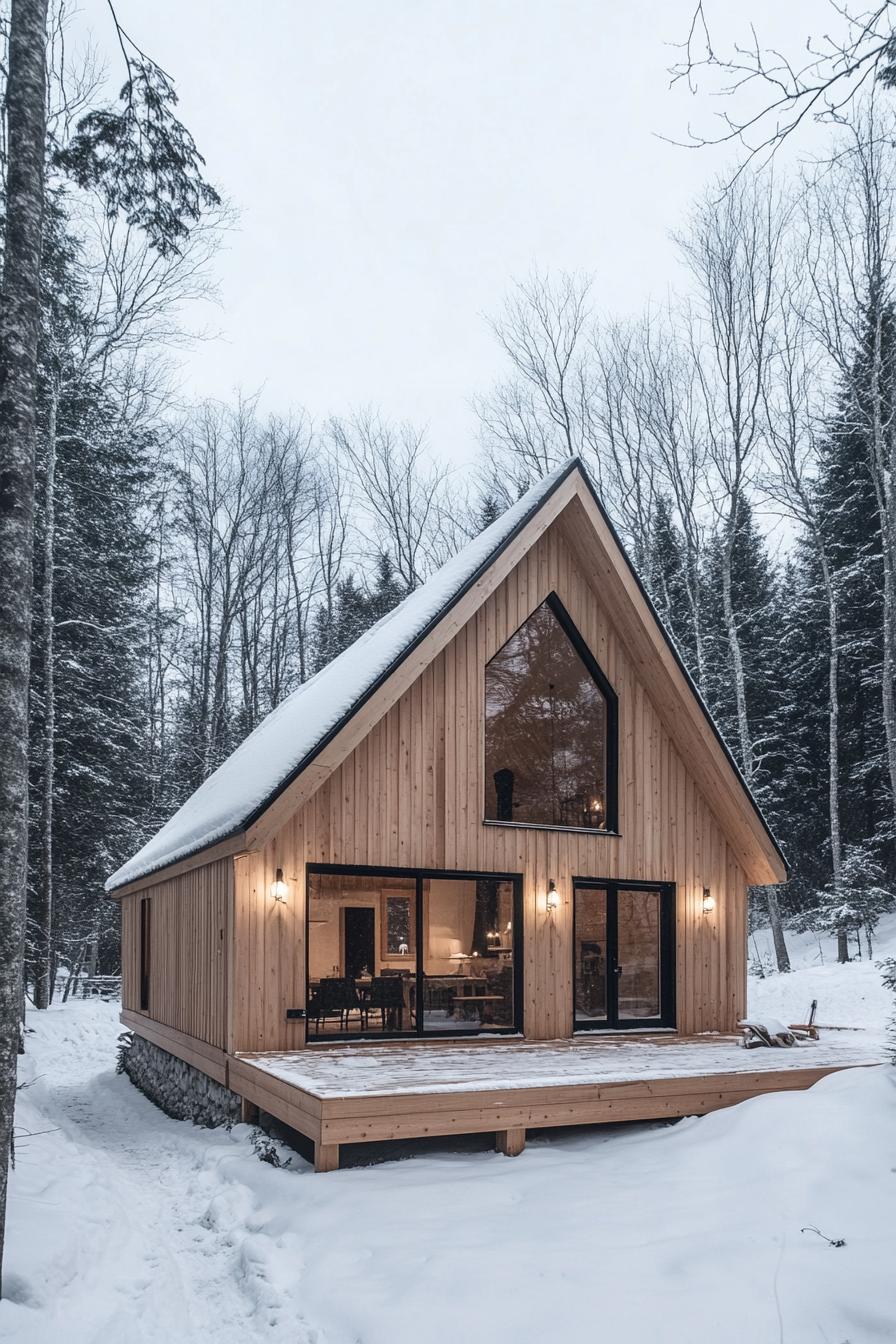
106,459 -> 577,890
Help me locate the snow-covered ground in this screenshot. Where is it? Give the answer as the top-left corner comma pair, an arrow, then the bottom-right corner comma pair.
749,909 -> 896,1032
4,941 -> 895,1344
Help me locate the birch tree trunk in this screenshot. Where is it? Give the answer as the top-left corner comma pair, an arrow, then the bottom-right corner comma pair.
682,180 -> 791,975
33,381 -> 57,1009
819,554 -> 848,963
868,306 -> 896,830
718,494 -> 791,970
764,885 -> 792,974
0,0 -> 49,1291
876,465 -> 896,826
720,516 -> 753,783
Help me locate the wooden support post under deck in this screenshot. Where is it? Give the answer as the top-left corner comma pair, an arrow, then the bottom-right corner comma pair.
496,1127 -> 526,1157
314,1141 -> 340,1173
240,1097 -> 260,1125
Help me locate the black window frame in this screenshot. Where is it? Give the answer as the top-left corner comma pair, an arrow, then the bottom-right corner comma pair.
305,863 -> 524,1042
571,878 -> 676,1031
483,591 -> 620,835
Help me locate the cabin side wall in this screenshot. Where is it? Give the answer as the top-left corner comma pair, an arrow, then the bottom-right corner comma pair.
120,857 -> 232,1054
231,517 -> 750,1052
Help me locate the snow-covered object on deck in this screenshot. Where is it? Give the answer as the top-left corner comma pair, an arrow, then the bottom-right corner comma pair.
739,1017 -> 799,1048
105,460 -> 574,890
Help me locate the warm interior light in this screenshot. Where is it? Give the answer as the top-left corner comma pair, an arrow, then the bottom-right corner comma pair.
271,867 -> 288,902
546,879 -> 560,913
583,795 -> 604,826
702,887 -> 715,914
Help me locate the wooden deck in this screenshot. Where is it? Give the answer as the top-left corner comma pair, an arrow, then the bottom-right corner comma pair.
228,1032 -> 884,1171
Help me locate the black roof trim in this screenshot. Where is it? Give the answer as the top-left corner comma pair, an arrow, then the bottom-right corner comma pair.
571,465 -> 788,875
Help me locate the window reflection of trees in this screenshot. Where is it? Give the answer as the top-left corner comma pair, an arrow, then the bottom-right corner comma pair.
485,601 -> 608,828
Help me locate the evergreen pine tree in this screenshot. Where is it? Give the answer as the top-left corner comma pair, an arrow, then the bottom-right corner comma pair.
646,494 -> 698,676
27,200 -> 158,988
702,499 -> 781,792
815,328 -> 891,863
313,552 -> 406,671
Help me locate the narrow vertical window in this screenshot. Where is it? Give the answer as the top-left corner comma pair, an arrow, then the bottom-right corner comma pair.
139,897 -> 151,1012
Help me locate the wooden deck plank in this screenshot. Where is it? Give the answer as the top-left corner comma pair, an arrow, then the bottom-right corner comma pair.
237,1033 -> 881,1100
317,1089 -> 795,1144
228,1035 -> 882,1155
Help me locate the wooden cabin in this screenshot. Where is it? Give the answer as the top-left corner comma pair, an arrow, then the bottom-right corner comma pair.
109,458 -> 876,1169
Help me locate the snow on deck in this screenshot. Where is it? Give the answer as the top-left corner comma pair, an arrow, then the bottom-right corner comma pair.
242,1031 -> 885,1099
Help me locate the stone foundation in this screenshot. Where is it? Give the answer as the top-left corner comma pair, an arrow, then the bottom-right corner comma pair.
117,1031 -> 241,1128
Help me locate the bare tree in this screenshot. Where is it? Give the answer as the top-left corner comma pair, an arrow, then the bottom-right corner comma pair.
762,266 -> 851,956
637,315 -> 712,688
309,450 -> 351,668
589,318 -> 660,570
176,399 -> 264,776
329,411 -> 452,591
678,175 -> 792,971
678,177 -> 784,781
481,270 -> 594,466
237,414 -> 317,725
671,2 -> 896,169
28,203 -> 222,1008
800,101 -> 896,830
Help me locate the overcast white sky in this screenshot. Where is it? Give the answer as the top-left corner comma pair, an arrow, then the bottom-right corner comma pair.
77,0 -> 827,470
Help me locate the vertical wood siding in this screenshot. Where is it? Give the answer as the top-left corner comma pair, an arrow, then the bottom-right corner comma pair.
230,515 -> 750,1052
120,858 -> 231,1049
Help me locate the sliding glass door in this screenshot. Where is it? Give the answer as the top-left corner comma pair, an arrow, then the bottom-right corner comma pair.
306,866 -> 522,1040
573,881 -> 675,1030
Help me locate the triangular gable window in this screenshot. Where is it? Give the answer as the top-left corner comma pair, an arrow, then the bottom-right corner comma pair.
484,594 -> 618,831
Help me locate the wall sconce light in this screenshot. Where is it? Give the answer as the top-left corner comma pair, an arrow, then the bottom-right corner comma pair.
546,879 -> 560,914
702,887 -> 715,914
270,867 -> 288,902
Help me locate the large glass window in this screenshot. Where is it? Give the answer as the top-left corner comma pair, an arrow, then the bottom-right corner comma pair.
307,869 -> 520,1039
485,595 -> 616,829
423,878 -> 516,1033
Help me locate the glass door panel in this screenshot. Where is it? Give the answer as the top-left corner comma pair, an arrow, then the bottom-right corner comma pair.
574,882 -> 673,1030
422,878 -> 516,1033
616,888 -> 661,1022
574,886 -> 609,1027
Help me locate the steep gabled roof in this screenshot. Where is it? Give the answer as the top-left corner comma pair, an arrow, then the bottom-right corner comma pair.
106,461 -> 575,890
107,457 -> 787,892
